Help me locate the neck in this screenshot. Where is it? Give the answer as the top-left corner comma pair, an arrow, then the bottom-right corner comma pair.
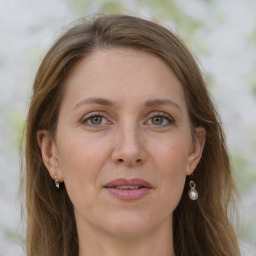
77,218 -> 175,256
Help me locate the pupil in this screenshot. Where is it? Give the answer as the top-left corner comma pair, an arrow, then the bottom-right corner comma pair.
92,116 -> 102,124
153,116 -> 163,125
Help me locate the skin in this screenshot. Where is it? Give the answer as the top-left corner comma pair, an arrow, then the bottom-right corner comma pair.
38,48 -> 205,256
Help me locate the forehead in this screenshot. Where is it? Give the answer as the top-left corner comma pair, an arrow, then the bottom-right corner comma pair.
62,48 -> 187,110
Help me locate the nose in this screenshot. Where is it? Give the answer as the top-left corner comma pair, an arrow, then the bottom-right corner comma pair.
111,124 -> 147,167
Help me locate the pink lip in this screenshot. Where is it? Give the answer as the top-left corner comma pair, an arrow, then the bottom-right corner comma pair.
104,178 -> 153,201
105,178 -> 152,188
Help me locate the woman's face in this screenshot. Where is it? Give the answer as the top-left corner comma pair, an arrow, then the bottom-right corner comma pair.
39,48 -> 205,239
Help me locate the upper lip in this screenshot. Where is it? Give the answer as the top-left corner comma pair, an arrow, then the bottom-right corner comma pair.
104,178 -> 153,188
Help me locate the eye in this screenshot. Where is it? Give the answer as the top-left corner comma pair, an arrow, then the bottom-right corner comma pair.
81,113 -> 110,126
151,116 -> 165,125
145,113 -> 174,127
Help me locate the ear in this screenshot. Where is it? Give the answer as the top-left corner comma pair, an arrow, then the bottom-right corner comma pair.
186,127 -> 206,175
37,130 -> 63,182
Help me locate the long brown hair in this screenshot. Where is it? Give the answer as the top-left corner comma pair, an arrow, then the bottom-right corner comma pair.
21,14 -> 241,256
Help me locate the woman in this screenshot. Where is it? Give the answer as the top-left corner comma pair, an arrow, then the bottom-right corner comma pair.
21,14 -> 241,256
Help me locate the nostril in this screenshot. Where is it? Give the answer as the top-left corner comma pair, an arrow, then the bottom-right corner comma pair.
117,159 -> 124,163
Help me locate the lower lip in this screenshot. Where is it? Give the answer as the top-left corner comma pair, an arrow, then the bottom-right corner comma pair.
104,187 -> 152,201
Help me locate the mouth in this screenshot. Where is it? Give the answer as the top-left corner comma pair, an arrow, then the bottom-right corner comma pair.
104,178 -> 153,201
114,185 -> 142,190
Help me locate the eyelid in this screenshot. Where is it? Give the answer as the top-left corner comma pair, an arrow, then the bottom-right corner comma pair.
144,111 -> 175,126
81,111 -> 111,126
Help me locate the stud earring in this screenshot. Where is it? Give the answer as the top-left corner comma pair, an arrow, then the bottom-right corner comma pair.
188,180 -> 198,200
54,174 -> 60,189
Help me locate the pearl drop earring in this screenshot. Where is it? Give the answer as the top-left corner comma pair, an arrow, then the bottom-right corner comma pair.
188,180 -> 198,200
54,174 -> 60,189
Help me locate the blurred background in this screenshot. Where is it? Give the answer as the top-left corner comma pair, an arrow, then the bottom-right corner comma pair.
0,0 -> 255,255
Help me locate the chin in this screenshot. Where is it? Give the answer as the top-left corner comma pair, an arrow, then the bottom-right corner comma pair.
100,211 -> 165,238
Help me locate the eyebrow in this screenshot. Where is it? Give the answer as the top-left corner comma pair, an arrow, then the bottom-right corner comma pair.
73,97 -> 115,110
73,97 -> 182,113
144,99 -> 183,113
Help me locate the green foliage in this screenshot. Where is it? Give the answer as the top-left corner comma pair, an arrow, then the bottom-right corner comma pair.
28,46 -> 45,66
246,27 -> 256,96
69,0 -> 89,15
100,0 -> 125,13
204,72 -> 216,91
0,224 -> 21,243
138,0 -> 204,29
247,27 -> 256,45
2,227 -> 18,241
201,0 -> 214,3
137,0 -> 210,54
69,0 -> 125,16
240,218 -> 256,243
231,153 -> 256,194
246,68 -> 256,96
8,111 -> 26,151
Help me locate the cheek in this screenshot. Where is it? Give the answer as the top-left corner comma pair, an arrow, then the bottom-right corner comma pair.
150,134 -> 191,206
152,133 -> 191,175
159,152 -> 187,200
56,132 -> 110,205
57,130 -> 109,174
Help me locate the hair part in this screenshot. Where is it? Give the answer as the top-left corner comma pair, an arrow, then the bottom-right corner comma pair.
21,14 -> 241,256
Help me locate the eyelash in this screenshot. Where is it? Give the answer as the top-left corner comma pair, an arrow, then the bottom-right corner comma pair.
81,112 -> 174,127
81,113 -> 110,127
145,113 -> 174,127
